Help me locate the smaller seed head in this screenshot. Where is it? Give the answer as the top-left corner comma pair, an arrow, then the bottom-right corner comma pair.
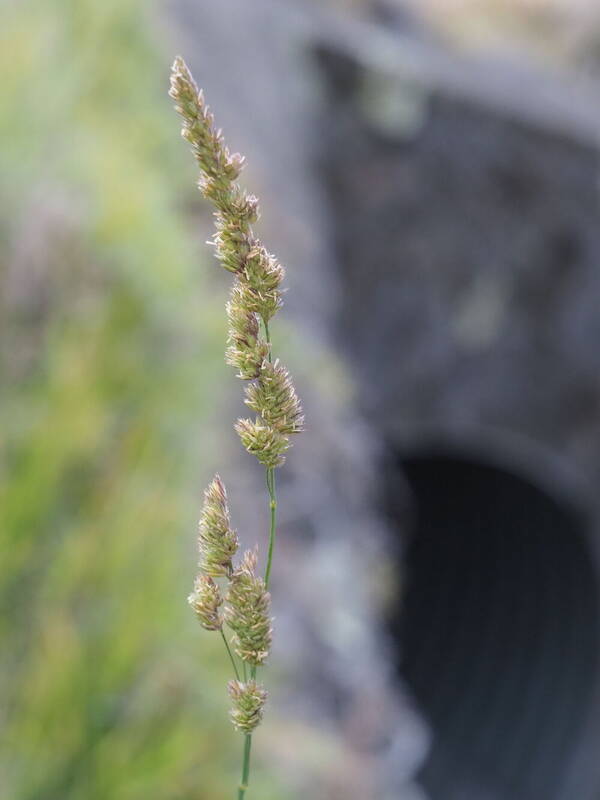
212,223 -> 248,274
198,476 -> 239,577
227,294 -> 259,341
239,247 -> 284,322
188,575 -> 222,631
226,287 -> 270,379
245,360 -> 304,435
212,215 -> 253,274
225,281 -> 269,380
169,57 -> 201,115
169,57 -> 243,186
225,549 -> 272,665
227,679 -> 268,734
235,418 -> 289,468
225,342 -> 270,380
207,189 -> 259,227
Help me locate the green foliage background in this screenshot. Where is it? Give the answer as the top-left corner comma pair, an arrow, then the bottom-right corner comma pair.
0,2 -> 284,797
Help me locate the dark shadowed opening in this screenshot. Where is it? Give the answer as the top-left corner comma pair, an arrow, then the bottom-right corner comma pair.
387,447 -> 599,800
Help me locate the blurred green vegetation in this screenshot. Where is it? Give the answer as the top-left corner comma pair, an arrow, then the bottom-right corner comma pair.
0,2 -> 284,797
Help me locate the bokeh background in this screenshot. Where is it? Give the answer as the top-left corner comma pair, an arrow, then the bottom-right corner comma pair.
3,1 -> 600,799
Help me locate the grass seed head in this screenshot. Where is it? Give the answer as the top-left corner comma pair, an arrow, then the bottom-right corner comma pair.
228,679 -> 268,734
188,574 -> 223,631
198,476 -> 239,578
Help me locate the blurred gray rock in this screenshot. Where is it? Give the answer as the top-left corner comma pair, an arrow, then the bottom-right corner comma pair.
315,19 -> 600,800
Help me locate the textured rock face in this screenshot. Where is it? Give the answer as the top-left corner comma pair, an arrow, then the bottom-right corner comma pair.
316,38 -> 600,800
320,68 -> 600,486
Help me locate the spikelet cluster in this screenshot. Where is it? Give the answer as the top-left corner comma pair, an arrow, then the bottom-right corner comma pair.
198,476 -> 239,578
169,56 -> 303,469
188,475 -> 272,733
188,575 -> 223,631
169,58 -> 245,212
234,419 -> 289,469
228,680 -> 268,734
225,291 -> 270,380
245,360 -> 304,435
187,477 -> 272,731
225,550 -> 273,666
187,475 -> 237,636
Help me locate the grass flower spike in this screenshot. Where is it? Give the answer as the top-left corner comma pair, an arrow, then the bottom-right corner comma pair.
225,550 -> 273,666
198,476 -> 239,578
234,418 -> 289,469
169,57 -> 245,199
225,292 -> 270,379
245,361 -> 304,435
188,575 -> 223,631
228,680 -> 268,734
170,55 -> 304,799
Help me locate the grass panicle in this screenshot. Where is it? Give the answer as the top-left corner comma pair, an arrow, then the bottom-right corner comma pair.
171,55 -> 304,798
